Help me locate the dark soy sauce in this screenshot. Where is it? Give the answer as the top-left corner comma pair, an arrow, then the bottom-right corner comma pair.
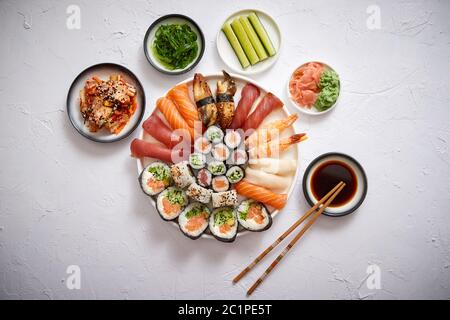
311,160 -> 357,207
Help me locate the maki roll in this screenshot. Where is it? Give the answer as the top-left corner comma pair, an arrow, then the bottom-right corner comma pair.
156,187 -> 188,221
236,200 -> 272,232
226,166 -> 244,184
186,182 -> 213,204
197,168 -> 212,188
189,152 -> 206,170
205,125 -> 224,144
207,161 -> 227,176
194,136 -> 212,154
171,161 -> 195,189
211,176 -> 230,192
211,143 -> 230,162
139,162 -> 172,196
179,202 -> 211,240
230,149 -> 248,166
224,130 -> 242,149
212,190 -> 238,208
209,207 -> 238,242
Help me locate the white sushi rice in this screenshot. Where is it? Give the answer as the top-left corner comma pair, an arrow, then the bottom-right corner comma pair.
186,183 -> 213,204
170,161 -> 195,189
212,190 -> 238,208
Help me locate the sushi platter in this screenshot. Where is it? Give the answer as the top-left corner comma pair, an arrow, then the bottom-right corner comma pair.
134,73 -> 304,241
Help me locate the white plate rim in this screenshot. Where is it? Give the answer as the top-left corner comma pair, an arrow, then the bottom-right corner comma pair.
136,72 -> 301,239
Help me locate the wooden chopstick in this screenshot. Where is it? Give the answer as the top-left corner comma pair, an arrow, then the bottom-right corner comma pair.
233,181 -> 344,284
246,182 -> 346,296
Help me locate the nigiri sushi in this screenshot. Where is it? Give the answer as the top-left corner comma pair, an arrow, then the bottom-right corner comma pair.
193,73 -> 218,127
235,180 -> 287,210
142,114 -> 181,148
230,83 -> 260,130
167,83 -> 200,128
157,97 -> 194,140
216,70 -> 236,129
244,167 -> 291,192
245,114 -> 298,149
248,158 -> 297,175
242,93 -> 283,132
248,133 -> 307,159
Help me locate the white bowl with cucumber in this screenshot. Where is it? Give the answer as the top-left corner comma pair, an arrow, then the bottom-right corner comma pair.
217,9 -> 281,75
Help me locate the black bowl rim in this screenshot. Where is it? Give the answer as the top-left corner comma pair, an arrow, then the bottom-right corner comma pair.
66,62 -> 146,143
143,14 -> 205,75
302,152 -> 368,217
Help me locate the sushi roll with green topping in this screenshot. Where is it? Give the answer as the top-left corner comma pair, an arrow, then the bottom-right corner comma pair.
156,187 -> 188,221
236,200 -> 272,232
211,176 -> 230,192
207,161 -> 227,176
139,162 -> 172,196
211,143 -> 231,162
179,203 -> 211,240
224,130 -> 242,149
205,125 -> 224,144
189,152 -> 206,170
226,166 -> 244,184
209,207 -> 238,242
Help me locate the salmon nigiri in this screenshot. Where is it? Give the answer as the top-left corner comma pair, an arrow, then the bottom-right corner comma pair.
248,133 -> 307,159
167,83 -> 200,128
235,180 -> 287,209
157,97 -> 194,140
245,114 -> 299,148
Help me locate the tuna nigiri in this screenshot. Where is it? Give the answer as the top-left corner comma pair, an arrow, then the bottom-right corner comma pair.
235,180 -> 287,210
142,114 -> 182,148
157,97 -> 194,140
167,83 -> 200,128
245,114 -> 298,148
248,133 -> 307,159
242,93 -> 283,132
130,138 -> 182,163
230,83 -> 260,129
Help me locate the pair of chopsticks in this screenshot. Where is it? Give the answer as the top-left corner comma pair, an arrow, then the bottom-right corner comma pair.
233,181 -> 346,296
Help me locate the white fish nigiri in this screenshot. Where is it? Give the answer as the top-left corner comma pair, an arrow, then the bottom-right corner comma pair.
248,158 -> 297,175
244,168 -> 291,192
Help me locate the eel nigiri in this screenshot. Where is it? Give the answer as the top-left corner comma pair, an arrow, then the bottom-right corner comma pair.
230,83 -> 260,129
142,114 -> 182,148
248,133 -> 307,159
235,180 -> 287,210
242,92 -> 284,132
193,73 -> 218,127
216,70 -> 236,129
157,97 -> 194,140
130,138 -> 182,163
167,83 -> 200,128
245,114 -> 298,149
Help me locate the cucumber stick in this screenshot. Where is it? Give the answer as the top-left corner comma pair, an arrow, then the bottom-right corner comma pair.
222,22 -> 250,68
239,16 -> 268,61
248,12 -> 276,57
230,19 -> 260,65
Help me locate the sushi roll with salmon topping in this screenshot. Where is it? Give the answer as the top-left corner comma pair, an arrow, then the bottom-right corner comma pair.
211,176 -> 230,192
224,130 -> 242,149
189,152 -> 206,170
179,202 -> 211,240
139,162 -> 172,196
226,166 -> 244,184
212,190 -> 238,208
209,207 -> 238,242
236,200 -> 272,232
208,161 -> 227,176
211,143 -> 231,162
197,168 -> 212,188
186,182 -> 213,204
156,187 -> 188,221
194,136 -> 212,154
205,125 -> 224,144
170,161 -> 195,189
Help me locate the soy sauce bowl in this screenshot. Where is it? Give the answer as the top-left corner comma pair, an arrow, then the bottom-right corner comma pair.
302,153 -> 368,217
143,14 -> 205,75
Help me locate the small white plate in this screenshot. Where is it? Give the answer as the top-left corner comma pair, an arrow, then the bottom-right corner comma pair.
216,9 -> 281,75
287,62 -> 340,116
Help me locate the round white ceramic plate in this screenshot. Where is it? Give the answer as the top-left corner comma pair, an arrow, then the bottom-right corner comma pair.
136,72 -> 301,239
216,9 -> 281,75
287,62 -> 341,116
143,14 -> 205,75
67,63 -> 146,143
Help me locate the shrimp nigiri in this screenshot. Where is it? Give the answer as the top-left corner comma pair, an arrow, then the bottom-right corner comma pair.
248,133 -> 307,159
245,114 -> 299,148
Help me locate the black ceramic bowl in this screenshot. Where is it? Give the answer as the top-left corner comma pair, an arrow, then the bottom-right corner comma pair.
143,14 -> 205,75
302,152 -> 368,217
66,63 -> 146,143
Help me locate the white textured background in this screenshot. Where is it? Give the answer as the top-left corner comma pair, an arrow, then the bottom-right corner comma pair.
0,0 -> 449,300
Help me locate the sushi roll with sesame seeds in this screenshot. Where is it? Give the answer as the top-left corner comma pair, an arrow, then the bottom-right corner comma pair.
170,161 -> 195,189
186,182 -> 213,204
209,207 -> 238,242
236,200 -> 272,232
178,202 -> 211,240
139,162 -> 172,196
156,187 -> 188,221
211,190 -> 238,208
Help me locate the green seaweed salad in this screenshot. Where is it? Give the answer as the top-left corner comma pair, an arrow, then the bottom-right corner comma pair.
151,24 -> 199,70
